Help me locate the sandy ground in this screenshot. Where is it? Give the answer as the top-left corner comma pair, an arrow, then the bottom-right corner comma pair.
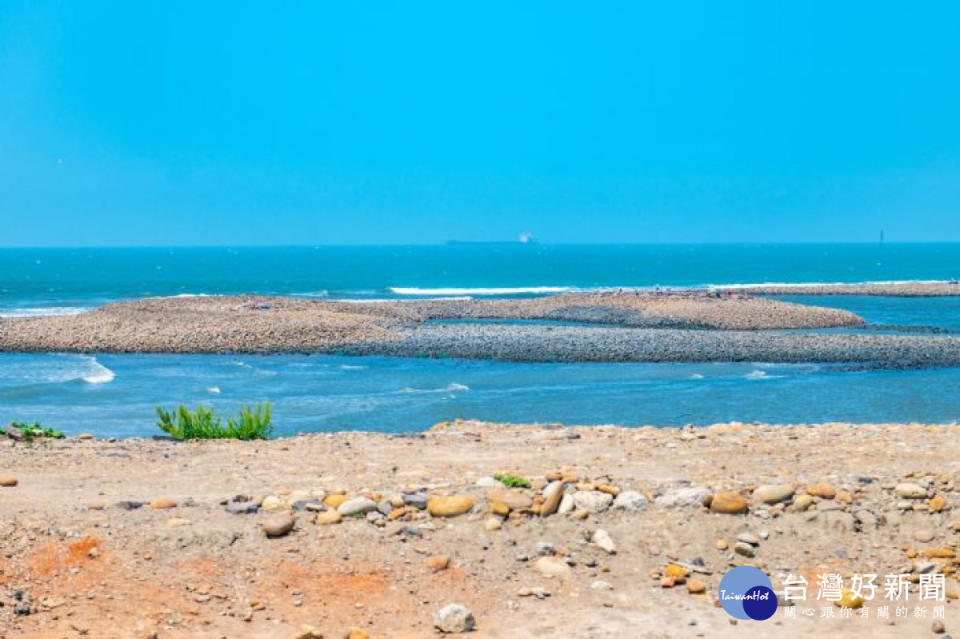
0,421 -> 957,638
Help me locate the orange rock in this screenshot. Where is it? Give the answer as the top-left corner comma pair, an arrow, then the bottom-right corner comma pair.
921,548 -> 956,559
323,494 -> 348,509
709,491 -> 748,514
806,483 -> 837,499
929,495 -> 947,512
687,579 -> 706,594
0,476 -> 18,487
425,555 -> 450,571
148,497 -> 176,509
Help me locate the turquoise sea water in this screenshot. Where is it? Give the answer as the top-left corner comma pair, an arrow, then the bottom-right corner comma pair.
2,244 -> 960,435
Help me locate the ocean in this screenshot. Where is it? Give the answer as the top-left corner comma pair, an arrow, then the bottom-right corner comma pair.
2,244 -> 959,436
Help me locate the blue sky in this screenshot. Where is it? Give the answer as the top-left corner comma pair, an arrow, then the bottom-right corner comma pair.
2,1 -> 960,245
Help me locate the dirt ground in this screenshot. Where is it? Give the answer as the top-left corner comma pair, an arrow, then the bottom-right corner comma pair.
0,420 -> 957,638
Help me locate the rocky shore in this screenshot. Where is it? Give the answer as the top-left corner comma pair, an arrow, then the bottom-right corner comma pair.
0,420 -> 957,638
7,291 -> 960,366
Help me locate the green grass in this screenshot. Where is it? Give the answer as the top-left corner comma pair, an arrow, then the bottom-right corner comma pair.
494,472 -> 531,489
5,421 -> 65,440
156,402 -> 273,440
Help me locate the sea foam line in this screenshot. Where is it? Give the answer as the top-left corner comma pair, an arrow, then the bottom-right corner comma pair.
389,286 -> 573,296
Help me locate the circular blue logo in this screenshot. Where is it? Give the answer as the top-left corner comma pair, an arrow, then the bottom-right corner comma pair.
718,566 -> 777,620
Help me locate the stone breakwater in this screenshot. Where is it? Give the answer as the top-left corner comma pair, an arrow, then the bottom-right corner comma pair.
715,281 -> 960,296
0,420 -> 957,638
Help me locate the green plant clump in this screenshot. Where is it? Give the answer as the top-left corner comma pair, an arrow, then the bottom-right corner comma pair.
155,402 -> 273,440
6,421 -> 65,440
493,472 -> 531,489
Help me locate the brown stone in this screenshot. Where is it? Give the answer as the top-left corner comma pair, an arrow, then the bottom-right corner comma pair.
0,476 -> 18,487
323,494 -> 348,509
425,555 -> 450,571
540,481 -> 564,517
487,488 -> 533,511
148,497 -> 176,509
806,483 -> 837,499
929,495 -> 947,512
263,512 -> 295,537
427,495 -> 475,517
687,579 -> 706,594
709,491 -> 748,514
314,510 -> 343,525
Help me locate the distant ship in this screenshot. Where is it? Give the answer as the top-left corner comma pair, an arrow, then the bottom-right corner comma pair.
446,232 -> 538,246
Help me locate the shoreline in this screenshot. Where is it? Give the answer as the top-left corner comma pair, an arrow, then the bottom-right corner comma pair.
1,419 -> 957,637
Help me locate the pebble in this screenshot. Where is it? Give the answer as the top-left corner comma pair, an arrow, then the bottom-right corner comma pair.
929,496 -> 947,512
737,532 -> 760,546
655,487 -> 711,508
612,490 -> 648,512
487,487 -> 533,510
403,493 -> 428,510
315,510 -> 343,525
792,494 -> 816,511
519,586 -> 552,598
571,490 -> 613,513
290,625 -> 323,639
427,495 -> 475,517
425,555 -> 450,571
535,556 -> 573,579
0,476 -> 18,487
484,516 -> 502,530
715,539 -> 729,550
733,542 -> 755,558
914,529 -> 936,543
592,529 -> 617,554
225,501 -> 259,515
433,603 -> 476,633
557,493 -> 575,514
148,498 -> 176,510
262,513 -> 295,537
932,619 -> 945,634
338,497 -> 378,516
166,517 -> 191,527
323,493 -> 349,509
346,630 -> 369,639
709,491 -> 748,515
687,579 -> 706,594
896,483 -> 929,499
806,483 -> 837,499
475,476 -> 501,487
752,484 -> 795,504
590,580 -> 613,591
261,495 -> 282,511
834,588 -> 863,609
540,481 -> 564,517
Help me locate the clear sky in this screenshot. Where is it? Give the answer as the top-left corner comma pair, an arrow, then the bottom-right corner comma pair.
2,2 -> 960,246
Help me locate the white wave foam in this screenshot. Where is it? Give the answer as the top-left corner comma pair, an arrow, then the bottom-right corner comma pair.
396,382 -> 470,394
333,296 -> 473,303
0,306 -> 90,318
744,369 -> 784,380
81,357 -> 115,384
389,286 -> 572,296
206,386 -> 221,394
338,364 -> 366,370
689,373 -> 705,380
